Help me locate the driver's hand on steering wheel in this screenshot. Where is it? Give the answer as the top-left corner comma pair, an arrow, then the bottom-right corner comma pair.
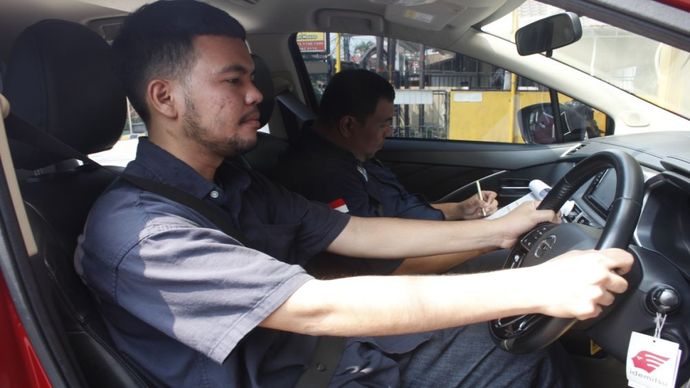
495,200 -> 560,249
526,248 -> 634,320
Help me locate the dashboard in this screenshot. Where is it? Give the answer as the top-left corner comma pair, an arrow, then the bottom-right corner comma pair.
635,171 -> 690,278
584,169 -> 617,218
563,136 -> 690,280
548,132 -> 690,376
563,169 -> 617,226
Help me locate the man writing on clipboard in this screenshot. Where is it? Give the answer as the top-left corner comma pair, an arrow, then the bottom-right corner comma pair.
275,69 -> 508,276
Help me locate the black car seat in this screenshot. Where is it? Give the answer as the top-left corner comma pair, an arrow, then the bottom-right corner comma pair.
4,19 -> 151,387
3,19 -> 282,388
242,54 -> 292,175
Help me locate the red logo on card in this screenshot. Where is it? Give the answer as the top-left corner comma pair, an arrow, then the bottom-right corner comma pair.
631,350 -> 670,373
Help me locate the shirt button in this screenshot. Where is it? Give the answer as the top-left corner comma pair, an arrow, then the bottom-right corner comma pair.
210,190 -> 220,199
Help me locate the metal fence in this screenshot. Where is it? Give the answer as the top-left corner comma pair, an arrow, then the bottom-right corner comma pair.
392,90 -> 449,139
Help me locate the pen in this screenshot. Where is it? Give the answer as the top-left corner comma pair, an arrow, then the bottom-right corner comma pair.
475,180 -> 487,217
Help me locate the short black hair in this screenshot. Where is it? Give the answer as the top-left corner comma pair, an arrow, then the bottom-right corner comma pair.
317,69 -> 395,128
112,0 -> 246,123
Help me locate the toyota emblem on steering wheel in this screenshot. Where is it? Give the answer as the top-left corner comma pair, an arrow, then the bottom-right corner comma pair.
535,235 -> 557,258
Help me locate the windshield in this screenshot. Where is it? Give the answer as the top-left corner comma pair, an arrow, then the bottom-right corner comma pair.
483,0 -> 690,119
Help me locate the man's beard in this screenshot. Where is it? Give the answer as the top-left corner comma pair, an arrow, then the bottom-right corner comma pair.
182,95 -> 257,157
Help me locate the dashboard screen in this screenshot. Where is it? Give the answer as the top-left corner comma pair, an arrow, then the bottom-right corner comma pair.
587,169 -> 617,213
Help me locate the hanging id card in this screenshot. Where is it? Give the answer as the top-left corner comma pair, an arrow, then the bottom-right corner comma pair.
626,331 -> 682,388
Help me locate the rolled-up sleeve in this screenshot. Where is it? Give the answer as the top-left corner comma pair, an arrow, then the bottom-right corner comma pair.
248,172 -> 351,263
114,222 -> 314,364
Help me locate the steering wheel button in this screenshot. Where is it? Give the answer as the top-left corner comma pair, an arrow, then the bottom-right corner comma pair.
660,289 -> 679,307
648,287 -> 681,314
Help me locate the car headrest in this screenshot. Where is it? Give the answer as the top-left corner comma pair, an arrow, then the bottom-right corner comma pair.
252,54 -> 274,128
4,19 -> 126,169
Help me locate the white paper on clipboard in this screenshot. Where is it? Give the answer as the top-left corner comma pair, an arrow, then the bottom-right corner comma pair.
487,179 -> 574,220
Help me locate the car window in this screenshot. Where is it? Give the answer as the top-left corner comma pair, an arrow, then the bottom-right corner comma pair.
89,101 -> 143,167
483,0 -> 690,120
295,32 -> 608,144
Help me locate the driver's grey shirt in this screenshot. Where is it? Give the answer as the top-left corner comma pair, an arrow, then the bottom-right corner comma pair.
74,139 -> 431,387
75,138 -> 348,387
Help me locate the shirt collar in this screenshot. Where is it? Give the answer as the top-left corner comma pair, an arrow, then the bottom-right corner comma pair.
125,137 -> 250,199
300,128 -> 358,162
301,128 -> 385,170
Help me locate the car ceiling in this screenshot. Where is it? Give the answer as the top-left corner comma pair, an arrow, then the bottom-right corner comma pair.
0,0 -> 520,61
1,0 -> 688,75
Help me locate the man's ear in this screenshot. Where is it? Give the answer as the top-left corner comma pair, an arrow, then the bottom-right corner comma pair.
336,115 -> 358,138
147,79 -> 179,120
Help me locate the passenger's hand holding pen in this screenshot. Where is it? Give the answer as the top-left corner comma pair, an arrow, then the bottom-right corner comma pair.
476,180 -> 487,217
444,181 -> 497,219
472,180 -> 499,219
430,182 -> 497,219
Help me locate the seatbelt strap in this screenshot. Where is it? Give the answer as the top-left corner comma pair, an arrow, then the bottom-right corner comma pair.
119,174 -> 252,246
294,336 -> 347,388
6,113 -> 90,168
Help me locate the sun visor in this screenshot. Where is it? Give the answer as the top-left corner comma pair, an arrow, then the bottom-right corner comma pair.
382,0 -> 499,32
383,2 -> 468,31
315,9 -> 385,35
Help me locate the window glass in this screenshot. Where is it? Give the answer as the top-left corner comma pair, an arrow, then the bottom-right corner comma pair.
90,101 -> 143,167
296,32 -> 607,144
483,0 -> 690,120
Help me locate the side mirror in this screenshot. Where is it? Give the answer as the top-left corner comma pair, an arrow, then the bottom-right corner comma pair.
518,103 -> 558,144
518,102 -> 601,144
515,12 -> 582,56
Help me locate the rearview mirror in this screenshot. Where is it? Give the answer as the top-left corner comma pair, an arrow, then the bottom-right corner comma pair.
515,12 -> 582,56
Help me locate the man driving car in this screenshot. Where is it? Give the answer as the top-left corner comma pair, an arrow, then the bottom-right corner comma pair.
74,1 -> 633,387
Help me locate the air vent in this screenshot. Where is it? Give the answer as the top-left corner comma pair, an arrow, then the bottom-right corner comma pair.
560,143 -> 586,157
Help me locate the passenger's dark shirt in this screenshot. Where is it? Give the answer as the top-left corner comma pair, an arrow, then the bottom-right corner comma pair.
274,129 -> 444,275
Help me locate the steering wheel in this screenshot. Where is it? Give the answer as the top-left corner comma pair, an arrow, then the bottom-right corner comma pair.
489,149 -> 644,353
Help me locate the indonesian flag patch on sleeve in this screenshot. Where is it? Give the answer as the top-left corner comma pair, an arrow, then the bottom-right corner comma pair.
329,198 -> 349,213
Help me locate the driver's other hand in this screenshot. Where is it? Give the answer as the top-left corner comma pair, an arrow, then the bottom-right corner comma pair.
531,248 -> 634,320
496,201 -> 558,249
